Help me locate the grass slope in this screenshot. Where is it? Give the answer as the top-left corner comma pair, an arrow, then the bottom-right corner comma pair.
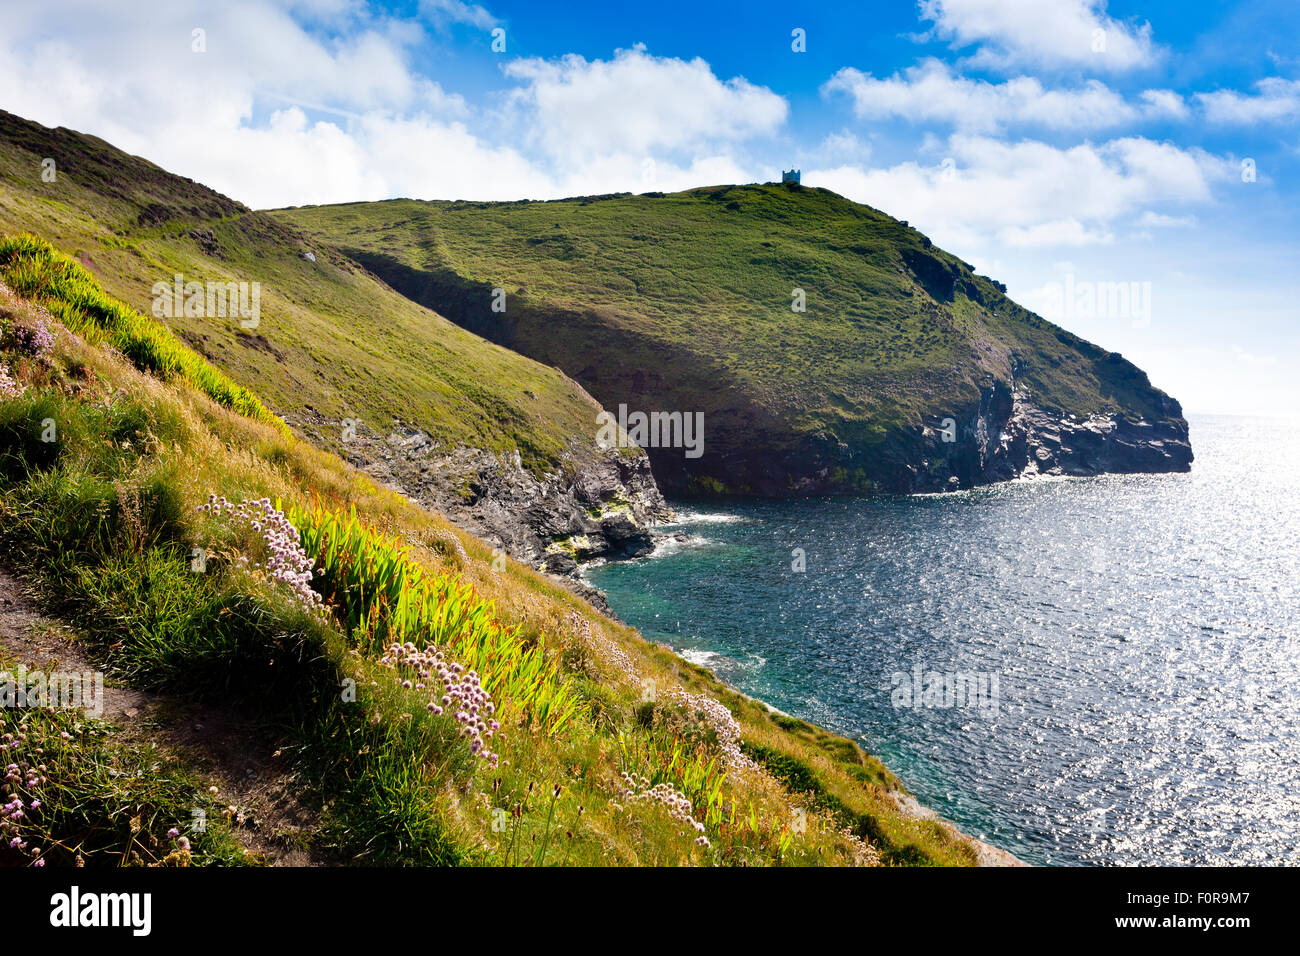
0,258 -> 982,866
0,109 -> 610,476
275,184 -> 1184,493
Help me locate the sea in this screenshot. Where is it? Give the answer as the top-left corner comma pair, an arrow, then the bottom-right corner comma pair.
585,415 -> 1300,865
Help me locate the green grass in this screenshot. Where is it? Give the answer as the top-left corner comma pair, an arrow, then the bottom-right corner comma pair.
291,499 -> 585,734
274,183 -> 1185,493
0,262 -> 987,867
0,393 -> 473,864
0,108 -> 616,477
743,740 -> 972,866
0,233 -> 286,433
0,680 -> 250,868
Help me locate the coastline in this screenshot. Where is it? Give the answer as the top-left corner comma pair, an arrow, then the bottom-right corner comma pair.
735,688 -> 1027,867
580,543 -> 1027,867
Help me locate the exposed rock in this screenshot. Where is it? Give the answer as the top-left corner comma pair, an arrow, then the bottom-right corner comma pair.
283,365 -> 1190,614
912,379 -> 1193,493
291,412 -> 671,610
188,227 -> 225,259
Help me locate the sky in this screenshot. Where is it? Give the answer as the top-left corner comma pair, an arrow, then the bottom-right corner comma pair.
2,0 -> 1298,416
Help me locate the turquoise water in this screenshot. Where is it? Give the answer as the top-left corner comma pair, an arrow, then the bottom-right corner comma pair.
586,415 -> 1300,865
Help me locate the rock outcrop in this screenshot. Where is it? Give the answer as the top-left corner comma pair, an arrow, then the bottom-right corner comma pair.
291,412 -> 671,608
911,379 -> 1193,493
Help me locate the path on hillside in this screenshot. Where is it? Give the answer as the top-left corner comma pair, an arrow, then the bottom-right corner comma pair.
0,566 -> 328,866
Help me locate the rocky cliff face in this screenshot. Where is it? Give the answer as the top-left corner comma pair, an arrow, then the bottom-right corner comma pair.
291,413 -> 671,610
720,373 -> 1191,498
910,379 -> 1193,493
287,374 -> 1187,614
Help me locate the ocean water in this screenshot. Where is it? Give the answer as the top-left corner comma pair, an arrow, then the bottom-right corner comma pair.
585,415 -> 1300,865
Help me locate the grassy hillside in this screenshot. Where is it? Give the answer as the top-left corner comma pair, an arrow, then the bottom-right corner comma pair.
0,241 -> 987,867
275,184 -> 1185,493
0,109 -> 612,477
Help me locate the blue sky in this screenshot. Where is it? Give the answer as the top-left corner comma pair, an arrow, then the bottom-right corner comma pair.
2,0 -> 1298,415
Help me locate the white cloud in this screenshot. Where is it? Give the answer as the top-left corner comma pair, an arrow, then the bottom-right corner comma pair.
815,130 -> 872,163
0,4 -> 781,207
0,3 -> 460,132
1197,78 -> 1300,124
824,59 -> 1182,132
1001,219 -> 1114,247
502,46 -> 787,164
918,0 -> 1158,72
419,0 -> 498,29
1136,211 -> 1197,228
1139,89 -> 1188,120
808,135 -> 1232,250
1229,345 -> 1277,367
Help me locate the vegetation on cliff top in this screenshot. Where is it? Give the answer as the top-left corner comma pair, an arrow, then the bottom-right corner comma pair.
274,184 -> 1184,493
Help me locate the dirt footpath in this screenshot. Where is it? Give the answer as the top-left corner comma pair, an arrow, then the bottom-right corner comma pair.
0,566 -> 328,865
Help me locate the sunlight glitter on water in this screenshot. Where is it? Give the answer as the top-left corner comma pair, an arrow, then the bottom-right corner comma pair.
588,415 -> 1300,865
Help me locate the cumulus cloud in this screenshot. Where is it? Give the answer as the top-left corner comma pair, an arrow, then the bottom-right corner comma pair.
0,2 -> 461,135
807,134 -> 1233,250
824,59 -> 1186,132
1197,77 -> 1300,124
1135,210 -> 1197,228
1000,219 -> 1114,247
918,0 -> 1158,72
815,130 -> 872,163
1138,89 -> 1188,121
0,3 -> 781,207
419,0 -> 498,29
502,46 -> 788,164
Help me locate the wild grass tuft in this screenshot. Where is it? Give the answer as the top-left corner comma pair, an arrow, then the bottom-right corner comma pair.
293,500 -> 585,736
0,233 -> 286,435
